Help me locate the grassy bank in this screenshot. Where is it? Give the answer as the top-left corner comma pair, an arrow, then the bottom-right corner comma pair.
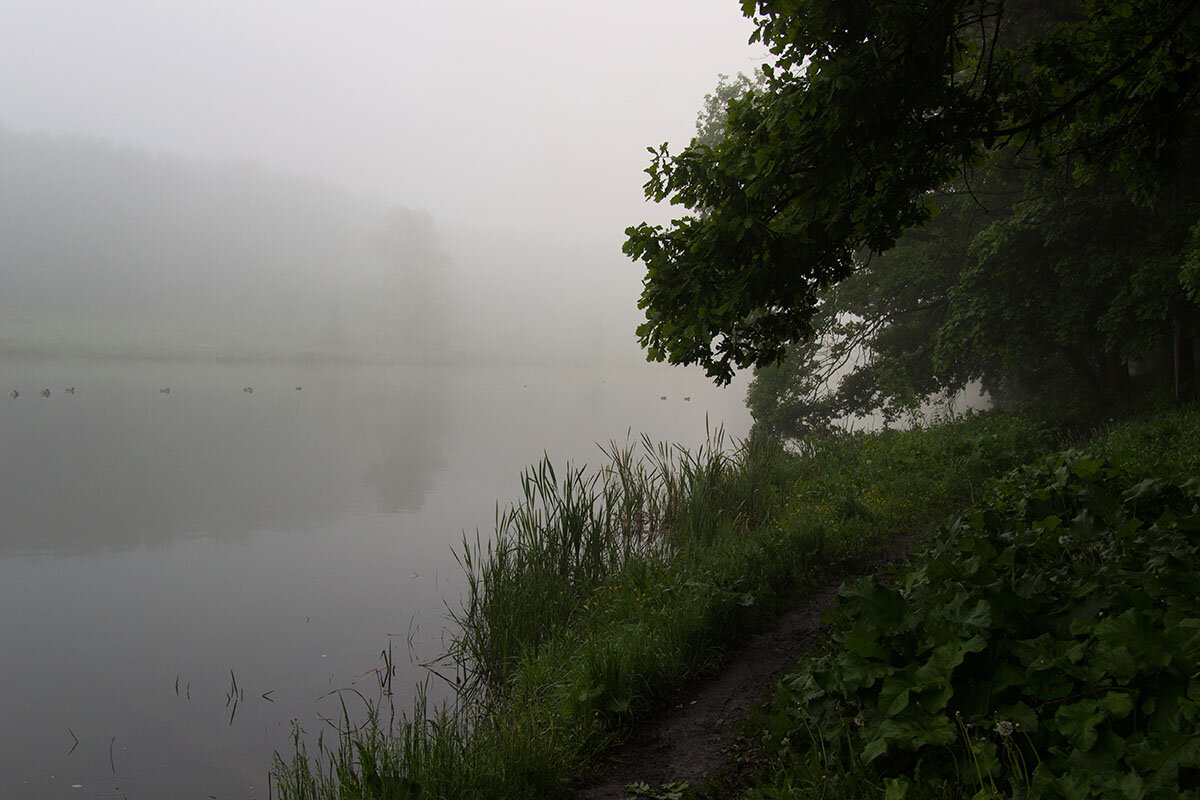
729,406 -> 1200,800
272,412 -> 1053,799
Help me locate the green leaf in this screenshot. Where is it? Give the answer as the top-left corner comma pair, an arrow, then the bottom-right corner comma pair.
879,675 -> 913,717
1095,610 -> 1172,668
843,625 -> 890,660
1055,692 -> 1134,750
913,635 -> 987,689
1119,770 -> 1145,800
861,736 -> 889,764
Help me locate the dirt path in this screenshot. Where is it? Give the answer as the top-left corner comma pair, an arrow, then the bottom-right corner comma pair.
573,535 -> 923,800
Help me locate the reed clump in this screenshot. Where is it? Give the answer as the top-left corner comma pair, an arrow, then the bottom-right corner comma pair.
451,427 -> 783,696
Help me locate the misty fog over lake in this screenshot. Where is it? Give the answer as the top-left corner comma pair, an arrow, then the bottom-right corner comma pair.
0,2 -> 768,795
0,128 -> 645,367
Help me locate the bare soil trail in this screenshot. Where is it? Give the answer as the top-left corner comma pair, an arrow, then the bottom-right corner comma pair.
573,533 -> 925,800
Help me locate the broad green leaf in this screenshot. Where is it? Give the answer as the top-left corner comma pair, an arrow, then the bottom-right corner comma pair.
843,625 -> 890,660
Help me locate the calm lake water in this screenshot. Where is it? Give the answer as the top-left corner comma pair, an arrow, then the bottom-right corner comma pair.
0,358 -> 751,799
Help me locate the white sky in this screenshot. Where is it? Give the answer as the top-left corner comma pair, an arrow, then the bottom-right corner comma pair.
0,0 -> 767,240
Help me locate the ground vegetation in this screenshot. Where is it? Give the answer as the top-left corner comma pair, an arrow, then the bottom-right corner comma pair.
271,412 -> 1049,799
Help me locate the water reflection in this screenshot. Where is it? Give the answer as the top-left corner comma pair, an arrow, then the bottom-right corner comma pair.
0,357 -> 750,799
0,359 -> 447,555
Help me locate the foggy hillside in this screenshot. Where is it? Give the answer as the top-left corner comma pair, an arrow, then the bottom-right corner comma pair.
0,127 -> 647,365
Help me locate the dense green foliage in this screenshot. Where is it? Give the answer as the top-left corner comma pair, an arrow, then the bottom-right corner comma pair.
753,409 -> 1200,799
746,156 -> 1200,434
625,1 -> 1200,386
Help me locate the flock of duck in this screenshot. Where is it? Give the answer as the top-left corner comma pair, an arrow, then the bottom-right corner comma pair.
11,386 -> 691,401
8,386 -> 302,398
7,388 -> 74,398
8,387 -> 74,398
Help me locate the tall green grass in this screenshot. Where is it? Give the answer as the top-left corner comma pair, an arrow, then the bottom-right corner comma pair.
272,412 -> 1051,800
1083,404 -> 1200,483
451,427 -> 785,697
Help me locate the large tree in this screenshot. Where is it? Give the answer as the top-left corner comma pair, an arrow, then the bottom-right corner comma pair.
624,0 -> 1200,385
747,148 -> 1200,436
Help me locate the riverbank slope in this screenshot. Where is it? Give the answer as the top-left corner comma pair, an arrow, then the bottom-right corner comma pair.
273,405 -> 1197,799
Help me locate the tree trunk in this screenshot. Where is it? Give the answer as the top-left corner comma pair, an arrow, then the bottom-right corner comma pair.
1103,350 -> 1130,397
1174,319 -> 1196,403
1064,347 -> 1102,394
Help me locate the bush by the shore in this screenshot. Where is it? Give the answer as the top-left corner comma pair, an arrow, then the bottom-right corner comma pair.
747,407 -> 1200,800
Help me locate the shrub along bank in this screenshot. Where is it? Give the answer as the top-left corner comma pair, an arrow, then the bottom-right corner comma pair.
743,407 -> 1200,800
272,412 -> 1052,799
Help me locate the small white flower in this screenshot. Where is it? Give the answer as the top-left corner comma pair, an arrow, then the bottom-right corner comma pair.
853,713 -> 865,727
994,720 -> 1016,737
780,736 -> 791,748
1058,535 -> 1070,546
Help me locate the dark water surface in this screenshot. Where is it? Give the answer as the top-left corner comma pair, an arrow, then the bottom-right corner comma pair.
0,358 -> 749,799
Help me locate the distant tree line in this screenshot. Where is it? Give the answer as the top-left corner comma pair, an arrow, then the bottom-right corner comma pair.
0,127 -> 448,360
